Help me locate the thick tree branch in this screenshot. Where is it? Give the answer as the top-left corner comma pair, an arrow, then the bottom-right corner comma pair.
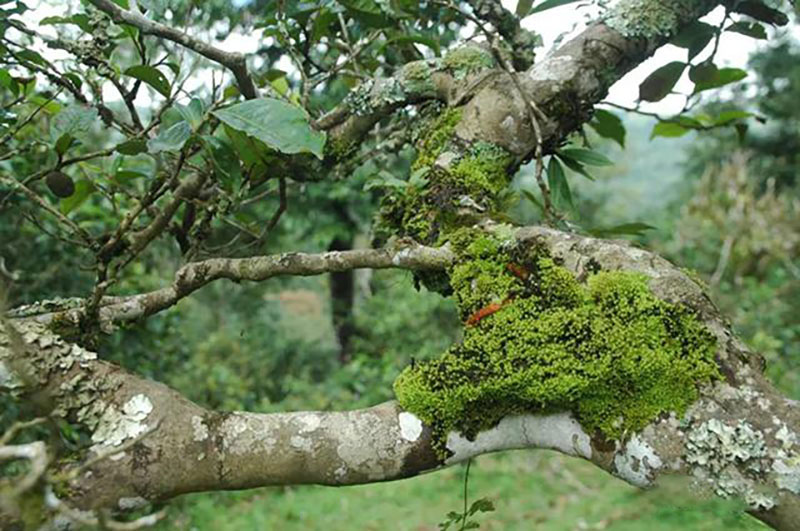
87,0 -> 257,99
3,227 -> 800,530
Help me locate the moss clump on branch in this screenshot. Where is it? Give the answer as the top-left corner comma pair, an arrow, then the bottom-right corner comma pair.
376,110 -> 514,248
442,44 -> 495,80
394,232 -> 720,460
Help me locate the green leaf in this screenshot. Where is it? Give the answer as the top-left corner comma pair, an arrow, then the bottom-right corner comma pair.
212,98 -> 326,159
528,0 -> 581,15
55,133 -> 75,155
516,0 -> 534,15
113,170 -> 148,183
589,222 -> 656,237
468,498 -> 495,515
40,14 -> 92,33
726,21 -> 768,39
639,61 -> 686,102
114,138 -> 148,155
650,121 -> 690,139
521,189 -> 544,213
556,154 -> 594,180
147,120 -> 192,153
733,1 -> 789,26
202,135 -> 242,192
123,65 -> 171,98
176,97 -> 206,130
588,109 -> 626,148
557,148 -> 613,167
51,105 -> 98,142
689,61 -> 718,84
547,157 -> 573,210
714,110 -> 752,126
692,67 -> 747,93
16,49 -> 47,67
671,21 -> 715,60
60,179 -> 94,214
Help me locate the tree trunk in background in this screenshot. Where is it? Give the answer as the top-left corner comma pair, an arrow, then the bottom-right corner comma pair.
328,202 -> 357,364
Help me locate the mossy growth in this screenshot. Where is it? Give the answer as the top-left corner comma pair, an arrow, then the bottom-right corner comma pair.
401,60 -> 436,95
376,110 -> 514,250
442,44 -> 496,80
394,232 -> 720,459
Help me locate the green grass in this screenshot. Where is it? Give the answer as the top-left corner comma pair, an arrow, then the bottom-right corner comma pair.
158,451 -> 767,530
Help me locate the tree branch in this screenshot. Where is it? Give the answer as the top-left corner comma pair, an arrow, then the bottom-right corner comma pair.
4,227 -> 800,530
12,244 -> 455,327
87,0 -> 257,99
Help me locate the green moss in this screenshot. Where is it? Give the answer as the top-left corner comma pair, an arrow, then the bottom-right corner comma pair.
394,235 -> 719,459
603,0 -> 697,39
451,142 -> 514,197
443,45 -> 495,80
413,108 -> 462,170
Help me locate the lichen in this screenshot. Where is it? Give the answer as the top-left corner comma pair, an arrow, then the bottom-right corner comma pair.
443,44 -> 495,80
401,60 -> 436,95
602,0 -> 697,39
394,233 -> 719,459
685,418 -> 775,510
412,108 -> 462,171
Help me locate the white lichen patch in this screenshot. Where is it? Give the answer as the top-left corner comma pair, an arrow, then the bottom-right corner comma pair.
686,418 -> 774,509
192,415 -> 209,442
220,412 -> 277,456
290,435 -> 313,452
91,394 -> 153,450
334,412 -> 402,480
614,434 -> 663,487
444,413 -> 592,465
298,413 -> 321,433
398,412 -> 423,442
528,55 -> 577,83
118,496 -> 148,510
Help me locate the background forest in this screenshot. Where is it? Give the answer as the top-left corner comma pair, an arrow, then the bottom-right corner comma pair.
1,0 -> 799,529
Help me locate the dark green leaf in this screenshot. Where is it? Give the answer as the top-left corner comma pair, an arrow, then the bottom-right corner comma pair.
693,67 -> 748,93
147,120 -> 192,153
671,21 -> 715,59
650,122 -> 690,139
639,61 -> 686,102
40,14 -> 93,33
726,21 -> 768,39
202,135 -> 242,192
114,139 -> 148,155
734,1 -> 789,26
124,65 -> 171,98
113,170 -> 148,183
689,61 -> 718,84
588,109 -> 625,148
16,49 -> 47,66
468,498 -> 495,515
55,133 -> 75,155
557,148 -> 613,167
529,0 -> 581,15
556,154 -> 594,180
212,98 -> 326,159
547,157 -> 573,210
521,189 -> 544,213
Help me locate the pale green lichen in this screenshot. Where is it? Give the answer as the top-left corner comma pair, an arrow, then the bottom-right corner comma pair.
394,233 -> 719,459
443,44 -> 495,80
603,0 -> 697,39
401,60 -> 436,95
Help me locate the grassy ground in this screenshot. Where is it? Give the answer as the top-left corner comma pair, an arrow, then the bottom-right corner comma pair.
158,450 -> 766,530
